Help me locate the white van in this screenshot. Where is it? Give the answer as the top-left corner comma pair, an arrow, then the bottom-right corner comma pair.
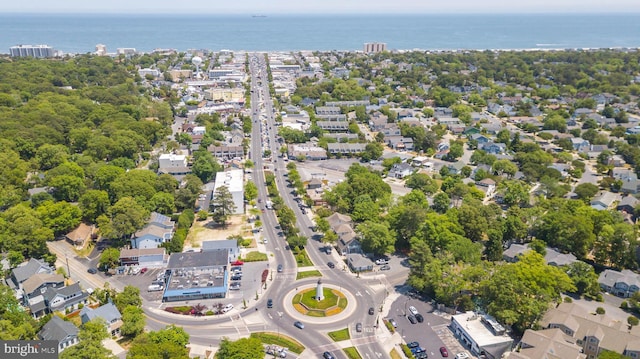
148,284 -> 164,292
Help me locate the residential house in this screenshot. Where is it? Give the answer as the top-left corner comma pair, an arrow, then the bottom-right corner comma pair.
570,138 -> 591,152
617,196 -> 639,215
508,328 -> 586,359
621,178 -> 640,195
599,269 -> 640,298
388,163 -> 414,179
326,213 -> 361,255
540,302 -> 640,359
475,178 -> 496,199
21,273 -> 65,300
386,136 -> 414,151
479,142 -> 507,155
202,239 -> 240,262
590,191 -> 620,211
503,244 -> 578,267
119,248 -> 168,268
317,121 -> 349,132
470,133 -> 491,144
65,223 -> 94,247
81,302 -> 123,337
38,316 -> 79,353
446,161 -> 466,175
8,258 -> 54,290
307,178 -> 323,190
326,143 -> 366,155
42,282 -> 89,314
608,155 -> 625,167
131,212 -> 175,249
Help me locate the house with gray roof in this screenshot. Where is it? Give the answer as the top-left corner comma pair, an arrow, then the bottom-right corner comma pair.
22,273 -> 65,300
540,302 -> 640,358
508,328 -> 586,359
590,191 -> 620,211
38,316 -> 79,353
9,258 -> 54,289
503,244 -> 578,267
346,253 -> 374,273
81,302 -> 123,337
42,282 -> 88,314
599,269 -> 640,298
388,163 -> 414,179
131,212 -> 175,249
617,196 -> 640,215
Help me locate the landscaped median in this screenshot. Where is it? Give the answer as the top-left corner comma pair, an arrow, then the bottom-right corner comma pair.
242,251 -> 268,262
344,347 -> 363,359
327,328 -> 350,342
296,270 -> 322,280
250,332 -> 305,354
292,288 -> 347,317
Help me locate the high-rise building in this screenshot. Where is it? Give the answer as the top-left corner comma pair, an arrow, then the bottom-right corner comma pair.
364,42 -> 387,53
9,45 -> 55,58
95,44 -> 107,56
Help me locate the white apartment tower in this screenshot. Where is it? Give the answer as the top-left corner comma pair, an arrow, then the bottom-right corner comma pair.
364,42 -> 387,53
10,45 -> 55,58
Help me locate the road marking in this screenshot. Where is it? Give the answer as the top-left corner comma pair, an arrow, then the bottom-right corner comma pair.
356,291 -> 362,297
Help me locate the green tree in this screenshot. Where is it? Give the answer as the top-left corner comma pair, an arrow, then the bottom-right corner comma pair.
114,285 -> 142,313
564,261 -> 600,297
432,192 -> 451,213
150,192 -> 176,215
60,318 -> 113,359
127,325 -> 189,359
405,173 -> 439,194
361,142 -> 383,162
48,175 -> 86,202
357,221 -> 395,255
191,150 -> 222,183
36,200 -> 82,236
120,305 -> 145,338
79,190 -> 111,223
99,248 -> 120,270
211,186 -> 237,226
244,181 -> 258,201
481,251 -> 575,334
0,283 -> 39,340
216,337 -> 264,359
574,183 -> 599,203
100,197 -> 149,239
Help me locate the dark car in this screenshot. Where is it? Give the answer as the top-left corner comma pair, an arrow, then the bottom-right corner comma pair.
356,323 -> 362,332
267,299 -> 273,308
277,264 -> 283,272
407,342 -> 420,349
327,262 -> 335,268
294,321 -> 304,329
415,352 -> 428,359
230,275 -> 242,281
322,352 -> 335,359
87,268 -> 98,274
380,265 -> 391,271
408,315 -> 417,324
415,313 -> 424,323
440,347 -> 449,357
369,307 -> 375,315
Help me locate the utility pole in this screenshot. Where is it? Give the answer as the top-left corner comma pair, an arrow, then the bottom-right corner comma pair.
66,255 -> 71,278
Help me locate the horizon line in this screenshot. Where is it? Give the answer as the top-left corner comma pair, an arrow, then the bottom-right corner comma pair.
2,11 -> 640,16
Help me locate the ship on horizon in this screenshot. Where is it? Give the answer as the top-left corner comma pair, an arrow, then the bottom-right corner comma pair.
252,15 -> 267,18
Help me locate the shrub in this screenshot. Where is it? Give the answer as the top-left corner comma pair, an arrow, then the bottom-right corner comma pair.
596,307 -> 605,315
621,301 -> 629,310
400,344 -> 414,358
563,297 -> 573,303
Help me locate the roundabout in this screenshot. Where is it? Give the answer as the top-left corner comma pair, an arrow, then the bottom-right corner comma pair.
292,279 -> 347,317
281,279 -> 358,324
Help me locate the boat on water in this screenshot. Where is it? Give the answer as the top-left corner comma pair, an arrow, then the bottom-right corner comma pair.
252,15 -> 267,18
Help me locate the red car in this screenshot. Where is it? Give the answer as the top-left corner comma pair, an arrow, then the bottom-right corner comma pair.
440,347 -> 449,357
140,268 -> 148,274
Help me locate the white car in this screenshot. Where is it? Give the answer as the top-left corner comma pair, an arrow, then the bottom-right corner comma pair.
455,353 -> 470,359
221,304 -> 234,313
408,306 -> 419,316
375,258 -> 389,265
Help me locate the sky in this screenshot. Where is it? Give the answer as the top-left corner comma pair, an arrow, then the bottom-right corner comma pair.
3,0 -> 640,14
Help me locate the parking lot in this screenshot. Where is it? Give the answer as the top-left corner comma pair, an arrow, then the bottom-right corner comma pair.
389,293 -> 470,359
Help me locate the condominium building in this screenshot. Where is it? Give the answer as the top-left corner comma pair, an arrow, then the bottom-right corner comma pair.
364,42 -> 387,53
10,45 -> 55,58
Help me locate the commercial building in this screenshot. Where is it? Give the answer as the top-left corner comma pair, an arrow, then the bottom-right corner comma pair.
119,248 -> 168,268
10,44 -> 55,58
95,44 -> 107,56
213,170 -> 244,215
364,42 -> 387,53
202,239 -> 240,262
450,311 -> 514,359
162,251 -> 229,302
158,153 -> 191,180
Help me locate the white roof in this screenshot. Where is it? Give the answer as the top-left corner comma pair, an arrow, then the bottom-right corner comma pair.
452,311 -> 513,347
214,169 -> 243,193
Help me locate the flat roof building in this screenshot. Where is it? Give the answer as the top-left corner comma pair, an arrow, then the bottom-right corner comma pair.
162,251 -> 229,302
213,170 -> 244,215
451,311 -> 513,359
364,42 -> 387,53
10,44 -> 55,58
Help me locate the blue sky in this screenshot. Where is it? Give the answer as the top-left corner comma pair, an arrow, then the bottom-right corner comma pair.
3,0 -> 640,14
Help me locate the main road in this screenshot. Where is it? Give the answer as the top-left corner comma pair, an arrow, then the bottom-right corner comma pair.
139,53 -> 393,359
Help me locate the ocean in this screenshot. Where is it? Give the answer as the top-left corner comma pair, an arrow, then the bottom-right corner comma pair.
1,13 -> 640,54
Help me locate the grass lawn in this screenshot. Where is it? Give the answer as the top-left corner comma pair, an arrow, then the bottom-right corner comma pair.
389,348 -> 402,359
293,248 -> 314,267
344,347 -> 362,359
250,332 -> 305,354
244,251 -> 268,262
300,288 -> 338,309
296,270 -> 322,280
328,328 -> 350,342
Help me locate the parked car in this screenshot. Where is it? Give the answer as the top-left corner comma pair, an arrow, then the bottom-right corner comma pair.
87,268 -> 98,274
140,267 -> 148,274
380,265 -> 391,271
356,323 -> 362,332
221,304 -> 234,313
277,264 -> 283,272
388,318 -> 397,328
408,306 -> 419,315
455,353 -> 469,359
322,352 -> 335,359
229,283 -> 241,290
415,313 -> 424,323
411,347 -> 425,355
267,299 -> 273,308
327,262 -> 335,268
369,307 -> 375,315
294,321 -> 304,329
375,258 -> 389,265
415,352 -> 428,359
407,315 -> 417,324
230,275 -> 242,281
407,342 -> 420,349
440,347 -> 449,357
